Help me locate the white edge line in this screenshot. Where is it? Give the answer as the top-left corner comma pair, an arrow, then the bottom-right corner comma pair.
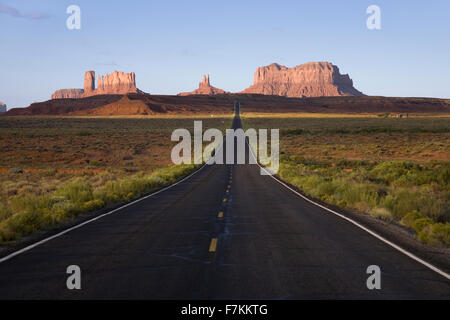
246,139 -> 450,280
0,162 -> 208,264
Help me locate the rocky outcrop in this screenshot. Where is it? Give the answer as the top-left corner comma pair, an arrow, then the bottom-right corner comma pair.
241,62 -> 364,97
178,75 -> 226,96
51,70 -> 140,99
96,71 -> 137,95
51,89 -> 85,99
0,102 -> 6,113
84,71 -> 95,95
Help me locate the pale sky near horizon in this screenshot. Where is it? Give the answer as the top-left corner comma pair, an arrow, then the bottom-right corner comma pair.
1,0 -> 449,108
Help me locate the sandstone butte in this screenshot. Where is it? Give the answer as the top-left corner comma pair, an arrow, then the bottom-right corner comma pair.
51,70 -> 140,99
241,62 -> 364,97
178,75 -> 227,96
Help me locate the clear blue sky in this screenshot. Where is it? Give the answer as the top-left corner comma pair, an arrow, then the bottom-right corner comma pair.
1,0 -> 449,108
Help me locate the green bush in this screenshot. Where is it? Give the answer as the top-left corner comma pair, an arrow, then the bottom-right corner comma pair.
412,217 -> 434,233
82,199 -> 105,212
400,210 -> 423,229
369,161 -> 449,187
379,189 -> 444,221
418,223 -> 450,246
0,203 -> 12,222
55,178 -> 93,204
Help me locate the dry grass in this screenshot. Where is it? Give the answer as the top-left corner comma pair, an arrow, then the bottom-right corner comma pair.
0,117 -> 231,171
0,116 -> 231,243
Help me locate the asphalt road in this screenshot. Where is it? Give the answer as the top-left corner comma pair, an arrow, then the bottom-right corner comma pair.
0,104 -> 448,299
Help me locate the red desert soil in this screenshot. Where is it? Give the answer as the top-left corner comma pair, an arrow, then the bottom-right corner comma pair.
3,93 -> 450,116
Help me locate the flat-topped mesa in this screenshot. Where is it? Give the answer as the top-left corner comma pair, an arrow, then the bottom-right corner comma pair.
51,70 -> 140,99
51,89 -> 84,99
242,62 -> 364,97
178,74 -> 226,96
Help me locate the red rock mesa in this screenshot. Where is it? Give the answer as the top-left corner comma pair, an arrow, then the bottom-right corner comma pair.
241,62 -> 364,97
51,70 -> 140,99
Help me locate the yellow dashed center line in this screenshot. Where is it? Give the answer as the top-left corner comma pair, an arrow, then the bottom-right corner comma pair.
209,238 -> 218,252
218,211 -> 223,218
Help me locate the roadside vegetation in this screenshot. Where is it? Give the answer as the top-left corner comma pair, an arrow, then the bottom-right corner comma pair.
0,116 -> 231,243
243,115 -> 450,247
0,164 -> 196,242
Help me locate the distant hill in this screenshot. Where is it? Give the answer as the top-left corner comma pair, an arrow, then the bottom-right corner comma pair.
237,94 -> 450,114
4,95 -> 124,116
4,93 -> 234,116
3,93 -> 450,116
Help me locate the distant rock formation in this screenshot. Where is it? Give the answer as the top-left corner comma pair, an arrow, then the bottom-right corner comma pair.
84,71 -> 96,95
51,70 -> 140,99
241,62 -> 364,97
0,102 -> 6,113
178,74 -> 226,96
51,89 -> 85,99
96,71 -> 137,95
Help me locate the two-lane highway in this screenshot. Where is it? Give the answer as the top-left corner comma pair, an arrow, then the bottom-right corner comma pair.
0,104 -> 448,299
